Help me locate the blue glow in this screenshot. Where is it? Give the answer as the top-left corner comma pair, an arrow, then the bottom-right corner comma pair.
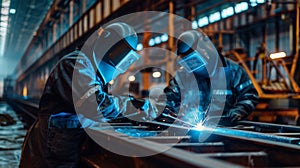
221,7 -> 234,18
136,43 -> 143,51
115,128 -> 157,137
192,20 -> 198,29
9,9 -> 16,14
148,38 -> 155,46
250,2 -> 257,7
209,12 -> 221,23
154,36 -> 161,44
198,16 -> 209,27
161,34 -> 168,42
257,0 -> 265,3
235,2 -> 249,13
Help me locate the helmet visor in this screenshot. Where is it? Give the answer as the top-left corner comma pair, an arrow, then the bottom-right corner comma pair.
115,49 -> 140,73
105,39 -> 140,73
178,50 -> 207,73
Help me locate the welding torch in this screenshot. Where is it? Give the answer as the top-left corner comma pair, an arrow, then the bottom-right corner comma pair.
161,108 -> 196,128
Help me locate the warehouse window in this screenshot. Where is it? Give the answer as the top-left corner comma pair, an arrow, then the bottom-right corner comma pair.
136,43 -> 143,51
235,2 -> 248,13
250,0 -> 257,7
198,16 -> 209,27
257,0 -> 266,3
221,6 -> 234,18
192,20 -> 198,29
209,12 -> 221,23
149,39 -> 155,46
161,34 -> 168,42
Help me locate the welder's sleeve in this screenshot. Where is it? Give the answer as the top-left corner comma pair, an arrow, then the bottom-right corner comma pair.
228,67 -> 259,122
71,56 -> 120,121
112,96 -> 158,121
163,78 -> 181,114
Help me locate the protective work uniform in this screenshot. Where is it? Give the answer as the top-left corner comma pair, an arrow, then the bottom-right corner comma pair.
164,30 -> 259,126
19,22 -> 144,168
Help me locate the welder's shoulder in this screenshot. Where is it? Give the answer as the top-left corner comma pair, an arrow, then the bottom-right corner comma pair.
224,58 -> 244,73
59,50 -> 92,68
61,50 -> 89,61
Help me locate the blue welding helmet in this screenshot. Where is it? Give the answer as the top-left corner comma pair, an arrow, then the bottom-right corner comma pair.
176,30 -> 218,77
93,22 -> 140,84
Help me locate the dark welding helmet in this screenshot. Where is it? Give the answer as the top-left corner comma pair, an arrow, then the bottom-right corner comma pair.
176,30 -> 218,77
93,22 -> 140,84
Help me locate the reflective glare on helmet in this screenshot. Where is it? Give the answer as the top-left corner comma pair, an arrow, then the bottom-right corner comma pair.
178,50 -> 207,73
115,50 -> 140,73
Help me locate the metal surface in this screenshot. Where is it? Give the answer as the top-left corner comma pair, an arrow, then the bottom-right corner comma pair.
9,100 -> 300,167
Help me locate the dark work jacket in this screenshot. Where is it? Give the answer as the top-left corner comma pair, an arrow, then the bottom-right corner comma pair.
19,50 -> 120,168
39,50 -> 120,120
164,57 -> 259,124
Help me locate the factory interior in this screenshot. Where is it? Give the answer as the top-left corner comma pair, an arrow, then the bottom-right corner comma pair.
1,0 -> 300,167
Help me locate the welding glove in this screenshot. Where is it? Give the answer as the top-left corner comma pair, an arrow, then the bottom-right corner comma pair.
114,95 -> 157,122
164,82 -> 181,113
227,110 -> 248,123
129,97 -> 158,121
96,93 -> 120,120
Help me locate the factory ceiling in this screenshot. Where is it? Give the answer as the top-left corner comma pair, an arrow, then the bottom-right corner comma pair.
0,0 -> 53,79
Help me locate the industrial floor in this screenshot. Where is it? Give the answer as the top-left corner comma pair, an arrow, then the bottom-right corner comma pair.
0,101 -> 27,168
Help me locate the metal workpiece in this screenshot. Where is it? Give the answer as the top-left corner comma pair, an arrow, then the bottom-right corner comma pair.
86,127 -> 241,168
9,101 -> 300,167
236,120 -> 300,133
81,120 -> 300,167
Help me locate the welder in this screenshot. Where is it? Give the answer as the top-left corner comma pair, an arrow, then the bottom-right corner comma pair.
19,22 -> 150,168
163,30 -> 259,126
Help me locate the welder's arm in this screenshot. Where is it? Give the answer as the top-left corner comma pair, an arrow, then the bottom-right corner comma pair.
228,68 -> 259,123
111,95 -> 158,121
154,78 -> 181,123
70,55 -> 121,121
163,78 -> 181,114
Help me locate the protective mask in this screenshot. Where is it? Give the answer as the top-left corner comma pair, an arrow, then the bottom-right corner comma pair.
178,50 -> 207,73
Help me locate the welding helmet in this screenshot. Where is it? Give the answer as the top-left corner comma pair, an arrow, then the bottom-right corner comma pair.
176,30 -> 218,77
93,22 -> 140,84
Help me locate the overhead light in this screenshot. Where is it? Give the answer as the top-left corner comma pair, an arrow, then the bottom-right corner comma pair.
128,75 -> 136,82
2,0 -> 10,7
9,9 -> 16,14
1,8 -> 9,15
152,71 -> 161,78
221,7 -> 234,18
109,80 -> 114,85
250,0 -> 258,6
148,38 -> 155,46
209,12 -> 221,23
136,43 -> 143,51
235,2 -> 249,13
192,20 -> 198,29
0,22 -> 8,27
161,34 -> 168,42
257,0 -> 266,4
0,31 -> 6,36
154,36 -> 161,44
198,16 -> 209,27
270,51 -> 287,59
0,16 -> 8,21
